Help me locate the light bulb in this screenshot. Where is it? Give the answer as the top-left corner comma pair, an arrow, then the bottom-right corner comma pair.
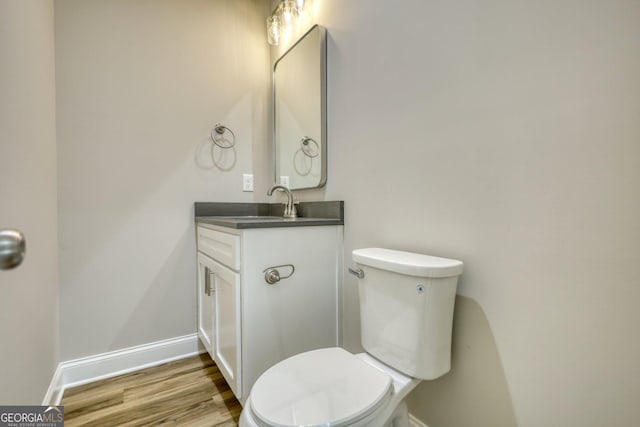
267,15 -> 280,46
296,0 -> 305,13
279,0 -> 295,24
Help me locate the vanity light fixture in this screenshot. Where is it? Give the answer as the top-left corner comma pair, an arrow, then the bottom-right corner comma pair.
266,0 -> 305,46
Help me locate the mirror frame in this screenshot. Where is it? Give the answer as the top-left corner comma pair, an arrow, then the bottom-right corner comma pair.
273,24 -> 327,190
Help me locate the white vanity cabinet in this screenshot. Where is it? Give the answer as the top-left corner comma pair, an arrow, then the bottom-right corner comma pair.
196,222 -> 342,404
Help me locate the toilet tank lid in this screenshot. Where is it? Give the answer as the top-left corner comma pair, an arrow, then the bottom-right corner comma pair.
353,248 -> 463,278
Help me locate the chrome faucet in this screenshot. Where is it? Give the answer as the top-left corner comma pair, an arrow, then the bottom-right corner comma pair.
267,185 -> 297,218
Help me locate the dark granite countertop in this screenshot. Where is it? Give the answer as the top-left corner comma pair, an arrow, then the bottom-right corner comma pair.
194,201 -> 344,229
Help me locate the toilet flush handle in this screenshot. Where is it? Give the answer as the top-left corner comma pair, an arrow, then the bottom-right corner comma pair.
348,267 -> 364,279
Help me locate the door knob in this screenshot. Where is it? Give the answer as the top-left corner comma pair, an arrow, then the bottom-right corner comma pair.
0,229 -> 26,270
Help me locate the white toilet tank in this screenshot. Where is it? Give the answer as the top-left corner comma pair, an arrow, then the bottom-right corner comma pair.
353,248 -> 463,380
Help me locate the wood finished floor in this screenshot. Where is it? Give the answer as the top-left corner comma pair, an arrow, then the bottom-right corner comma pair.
61,353 -> 242,426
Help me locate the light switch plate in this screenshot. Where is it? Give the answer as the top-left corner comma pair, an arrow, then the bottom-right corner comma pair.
280,176 -> 290,188
243,174 -> 254,192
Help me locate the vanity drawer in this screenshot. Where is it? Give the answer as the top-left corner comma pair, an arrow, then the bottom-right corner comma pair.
197,226 -> 240,271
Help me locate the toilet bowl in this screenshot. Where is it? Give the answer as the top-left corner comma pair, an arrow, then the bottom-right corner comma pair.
239,248 -> 463,427
240,348 -> 419,427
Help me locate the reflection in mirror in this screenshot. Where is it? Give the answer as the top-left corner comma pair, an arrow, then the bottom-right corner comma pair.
274,25 -> 326,190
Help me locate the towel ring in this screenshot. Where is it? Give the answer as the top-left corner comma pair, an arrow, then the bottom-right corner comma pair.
211,123 -> 236,149
300,136 -> 319,158
293,148 -> 313,176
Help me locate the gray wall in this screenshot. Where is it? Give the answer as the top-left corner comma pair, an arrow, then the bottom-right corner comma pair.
55,0 -> 269,360
0,0 -> 59,404
275,1 -> 640,426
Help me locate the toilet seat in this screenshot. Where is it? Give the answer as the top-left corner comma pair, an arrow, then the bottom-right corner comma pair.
250,347 -> 393,427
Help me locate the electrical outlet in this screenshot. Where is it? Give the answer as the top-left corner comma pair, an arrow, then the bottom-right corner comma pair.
280,176 -> 290,188
243,174 -> 254,192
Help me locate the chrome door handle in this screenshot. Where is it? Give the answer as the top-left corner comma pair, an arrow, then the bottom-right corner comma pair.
0,229 -> 26,270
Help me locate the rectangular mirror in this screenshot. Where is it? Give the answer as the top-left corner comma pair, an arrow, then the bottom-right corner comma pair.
274,25 -> 327,190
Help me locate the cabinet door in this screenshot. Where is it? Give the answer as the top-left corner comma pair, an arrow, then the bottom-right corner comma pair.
197,253 -> 216,357
210,258 -> 242,399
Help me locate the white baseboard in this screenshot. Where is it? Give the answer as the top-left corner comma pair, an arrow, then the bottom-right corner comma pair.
42,364 -> 64,407
409,413 -> 429,427
43,334 -> 202,405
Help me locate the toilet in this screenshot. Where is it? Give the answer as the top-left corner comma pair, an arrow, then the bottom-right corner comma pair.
239,247 -> 463,427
